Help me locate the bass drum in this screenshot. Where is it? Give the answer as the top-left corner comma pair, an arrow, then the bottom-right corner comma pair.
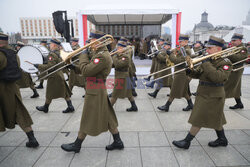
32,44 -> 49,63
17,45 -> 47,73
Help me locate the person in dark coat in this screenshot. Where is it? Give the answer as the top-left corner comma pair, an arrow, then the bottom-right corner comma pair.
0,33 -> 39,148
172,36 -> 232,149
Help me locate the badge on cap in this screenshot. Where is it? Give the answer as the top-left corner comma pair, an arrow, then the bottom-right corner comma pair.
93,58 -> 100,64
241,50 -> 245,53
223,65 -> 229,70
122,57 -> 126,61
49,57 -> 53,61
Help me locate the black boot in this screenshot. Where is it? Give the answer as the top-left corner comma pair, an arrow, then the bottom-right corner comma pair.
172,132 -> 195,149
157,101 -> 172,112
146,81 -> 155,88
36,103 -> 49,113
26,131 -> 39,148
132,89 -> 137,97
229,98 -> 244,109
208,129 -> 228,147
148,89 -> 159,98
61,138 -> 83,153
35,83 -> 43,89
63,100 -> 75,113
30,89 -> 39,98
183,99 -> 193,111
192,92 -> 197,96
82,95 -> 85,98
126,101 -> 138,112
144,76 -> 151,81
106,133 -> 124,150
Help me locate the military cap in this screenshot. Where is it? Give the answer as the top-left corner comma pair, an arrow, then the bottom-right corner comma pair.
179,34 -> 189,41
71,37 -> 79,42
119,37 -> 128,43
89,29 -> 105,39
40,40 -> 47,44
17,41 -> 25,46
231,33 -> 243,40
206,36 -> 224,47
0,33 -> 8,41
163,41 -> 171,46
50,38 -> 61,45
117,41 -> 127,48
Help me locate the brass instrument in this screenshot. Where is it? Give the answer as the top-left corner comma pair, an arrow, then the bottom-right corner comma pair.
232,57 -> 250,72
110,46 -> 133,56
36,34 -> 114,81
150,46 -> 243,82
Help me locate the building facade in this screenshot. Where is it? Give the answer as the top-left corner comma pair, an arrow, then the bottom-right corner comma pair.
20,17 -> 80,44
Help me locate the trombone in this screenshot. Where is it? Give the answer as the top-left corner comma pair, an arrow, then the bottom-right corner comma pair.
232,57 -> 250,72
150,46 -> 243,82
110,46 -> 133,56
36,34 -> 114,81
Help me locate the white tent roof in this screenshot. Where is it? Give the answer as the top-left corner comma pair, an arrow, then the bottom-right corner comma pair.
78,4 -> 179,25
223,25 -> 250,43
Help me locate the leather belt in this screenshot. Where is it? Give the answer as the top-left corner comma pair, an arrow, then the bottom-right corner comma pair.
199,81 -> 223,87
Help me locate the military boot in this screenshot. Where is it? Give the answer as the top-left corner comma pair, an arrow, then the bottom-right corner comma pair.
229,98 -> 244,109
108,93 -> 113,98
208,129 -> 228,147
148,89 -> 159,98
126,101 -> 138,112
172,132 -> 195,149
61,138 -> 83,153
157,101 -> 172,112
36,103 -> 49,113
144,75 -> 151,81
132,89 -> 137,97
30,89 -> 39,98
26,131 -> 39,148
183,99 -> 193,111
63,100 -> 75,113
35,83 -> 43,89
106,133 -> 124,150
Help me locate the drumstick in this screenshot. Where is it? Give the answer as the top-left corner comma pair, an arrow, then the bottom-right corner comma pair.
25,61 -> 34,65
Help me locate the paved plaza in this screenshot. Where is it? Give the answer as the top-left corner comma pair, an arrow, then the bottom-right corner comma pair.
0,73 -> 250,167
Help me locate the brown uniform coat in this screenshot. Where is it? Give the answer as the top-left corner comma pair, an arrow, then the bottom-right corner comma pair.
112,51 -> 133,99
169,45 -> 191,98
38,49 -> 72,100
0,46 -> 33,132
224,44 -> 248,98
188,58 -> 232,129
68,45 -> 85,90
16,70 -> 35,89
76,46 -> 118,136
154,49 -> 172,87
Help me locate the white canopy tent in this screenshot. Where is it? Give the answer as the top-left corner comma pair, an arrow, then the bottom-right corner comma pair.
77,4 -> 181,48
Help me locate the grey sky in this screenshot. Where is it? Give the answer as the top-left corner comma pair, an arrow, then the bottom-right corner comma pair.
0,0 -> 249,34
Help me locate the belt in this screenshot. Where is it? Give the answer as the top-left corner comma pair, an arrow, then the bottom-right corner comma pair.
86,78 -> 106,83
199,81 -> 224,87
115,69 -> 128,72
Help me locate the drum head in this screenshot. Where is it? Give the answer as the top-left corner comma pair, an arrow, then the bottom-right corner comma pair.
18,45 -> 43,73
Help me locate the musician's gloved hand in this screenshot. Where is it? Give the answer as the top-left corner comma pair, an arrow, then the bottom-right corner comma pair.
186,68 -> 192,75
67,64 -> 76,70
198,50 -> 203,56
33,64 -> 39,68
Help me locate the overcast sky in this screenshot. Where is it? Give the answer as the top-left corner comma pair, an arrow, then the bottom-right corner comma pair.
0,0 -> 249,34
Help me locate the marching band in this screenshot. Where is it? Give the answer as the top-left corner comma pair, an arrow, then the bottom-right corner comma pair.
0,28 -> 249,153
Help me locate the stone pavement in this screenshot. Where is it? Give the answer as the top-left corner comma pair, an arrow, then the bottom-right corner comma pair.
0,75 -> 250,167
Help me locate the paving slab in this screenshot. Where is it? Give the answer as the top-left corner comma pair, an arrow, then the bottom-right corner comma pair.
139,131 -> 169,147
141,147 -> 179,167
233,145 -> 250,162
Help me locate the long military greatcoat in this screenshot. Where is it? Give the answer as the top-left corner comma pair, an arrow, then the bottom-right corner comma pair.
37,49 -> 72,100
16,70 -> 35,89
112,51 -> 133,99
154,49 -> 172,87
224,44 -> 248,98
188,58 -> 232,129
0,45 -> 33,132
68,44 -> 85,90
76,46 -> 118,136
169,45 -> 191,98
